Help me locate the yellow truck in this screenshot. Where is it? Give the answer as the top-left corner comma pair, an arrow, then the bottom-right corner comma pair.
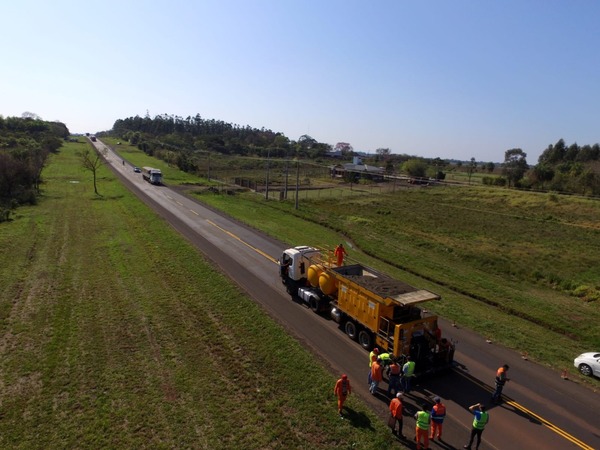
279,246 -> 454,376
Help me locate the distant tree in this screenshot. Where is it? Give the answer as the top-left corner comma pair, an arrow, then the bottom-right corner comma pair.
403,158 -> 427,178
375,148 -> 391,162
467,157 -> 477,184
503,148 -> 528,187
485,162 -> 495,173
334,142 -> 353,156
538,139 -> 566,165
21,111 -> 42,120
298,134 -> 317,149
79,147 -> 106,196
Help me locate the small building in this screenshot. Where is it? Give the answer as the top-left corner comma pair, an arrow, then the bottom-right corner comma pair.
330,157 -> 385,181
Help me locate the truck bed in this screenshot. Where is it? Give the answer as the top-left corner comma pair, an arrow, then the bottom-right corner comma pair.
331,264 -> 439,305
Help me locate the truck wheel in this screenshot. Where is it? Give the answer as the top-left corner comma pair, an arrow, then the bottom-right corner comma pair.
358,330 -> 373,350
309,297 -> 319,313
345,321 -> 358,341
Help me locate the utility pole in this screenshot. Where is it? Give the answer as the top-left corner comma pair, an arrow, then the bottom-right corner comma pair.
284,158 -> 289,200
295,159 -> 300,210
265,149 -> 270,200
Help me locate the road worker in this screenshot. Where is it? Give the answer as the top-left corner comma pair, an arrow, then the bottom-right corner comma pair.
414,403 -> 431,450
402,356 -> 416,393
369,347 -> 379,367
388,392 -> 405,438
379,351 -> 392,367
368,347 -> 379,385
334,243 -> 347,266
430,396 -> 446,441
464,403 -> 489,450
334,374 -> 351,418
491,364 -> 509,403
369,357 -> 383,395
387,358 -> 401,397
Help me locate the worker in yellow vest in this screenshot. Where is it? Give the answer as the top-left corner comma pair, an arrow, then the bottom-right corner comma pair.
463,403 -> 489,450
402,356 -> 416,393
414,403 -> 431,450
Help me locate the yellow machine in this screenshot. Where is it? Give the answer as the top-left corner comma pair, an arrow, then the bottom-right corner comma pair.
279,246 -> 454,375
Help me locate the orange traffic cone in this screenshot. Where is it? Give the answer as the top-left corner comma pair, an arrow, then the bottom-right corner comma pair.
561,368 -> 568,380
521,352 -> 528,360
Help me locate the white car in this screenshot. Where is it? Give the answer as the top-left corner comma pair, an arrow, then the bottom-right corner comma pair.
574,352 -> 600,377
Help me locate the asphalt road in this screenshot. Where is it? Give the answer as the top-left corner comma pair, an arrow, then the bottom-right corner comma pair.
94,139 -> 599,450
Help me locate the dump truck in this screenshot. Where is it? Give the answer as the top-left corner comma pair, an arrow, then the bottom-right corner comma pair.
279,246 -> 454,376
142,167 -> 162,185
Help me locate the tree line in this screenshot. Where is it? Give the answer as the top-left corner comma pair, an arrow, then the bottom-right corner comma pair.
111,113 -> 332,160
526,139 -> 600,195
0,115 -> 69,221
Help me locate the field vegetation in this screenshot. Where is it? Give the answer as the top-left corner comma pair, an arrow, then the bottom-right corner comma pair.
0,141 -> 393,449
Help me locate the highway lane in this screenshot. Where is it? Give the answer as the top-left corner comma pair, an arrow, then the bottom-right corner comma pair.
94,139 -> 599,450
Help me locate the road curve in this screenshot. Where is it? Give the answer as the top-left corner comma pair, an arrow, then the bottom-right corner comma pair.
94,139 -> 599,450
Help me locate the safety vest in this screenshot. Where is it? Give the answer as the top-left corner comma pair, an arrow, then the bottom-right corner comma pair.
473,411 -> 489,430
416,411 -> 431,430
404,361 -> 415,377
496,367 -> 507,385
379,353 -> 392,365
431,403 -> 446,423
389,398 -> 402,418
389,363 -> 401,376
369,351 -> 378,367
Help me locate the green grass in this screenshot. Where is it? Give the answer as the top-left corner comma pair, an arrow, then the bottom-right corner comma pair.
0,142 -> 394,449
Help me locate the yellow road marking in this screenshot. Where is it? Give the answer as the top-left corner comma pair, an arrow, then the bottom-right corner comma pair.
454,370 -> 594,450
190,210 -> 199,216
504,400 -> 594,450
206,219 -> 278,264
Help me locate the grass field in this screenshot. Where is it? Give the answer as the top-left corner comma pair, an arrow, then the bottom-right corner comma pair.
0,141 -> 395,449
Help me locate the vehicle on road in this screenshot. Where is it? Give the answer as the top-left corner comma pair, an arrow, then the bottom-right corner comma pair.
134,167 -> 141,173
574,352 -> 600,377
279,245 -> 454,377
142,167 -> 162,185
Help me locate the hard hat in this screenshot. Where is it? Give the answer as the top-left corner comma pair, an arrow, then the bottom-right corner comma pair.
373,348 -> 379,354
342,374 -> 347,379
396,393 -> 403,398
434,396 -> 441,403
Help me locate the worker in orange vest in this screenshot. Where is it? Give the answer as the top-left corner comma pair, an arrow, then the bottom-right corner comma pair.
491,364 -> 510,403
389,392 -> 405,438
334,374 -> 351,417
334,243 -> 347,266
370,358 -> 383,395
387,358 -> 402,397
430,396 -> 446,440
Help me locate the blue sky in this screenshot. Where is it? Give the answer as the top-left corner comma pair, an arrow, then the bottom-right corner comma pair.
2,1 -> 599,162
